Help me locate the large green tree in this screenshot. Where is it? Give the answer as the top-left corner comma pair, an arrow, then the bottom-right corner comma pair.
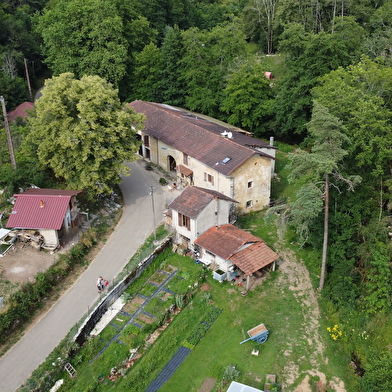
312,56 -> 392,179
35,0 -> 128,85
274,18 -> 365,140
288,101 -> 355,289
243,0 -> 279,53
26,73 -> 144,196
221,59 -> 274,136
159,25 -> 186,107
181,19 -> 247,118
132,43 -> 162,102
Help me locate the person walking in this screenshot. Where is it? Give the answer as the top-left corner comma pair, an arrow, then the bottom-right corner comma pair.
97,276 -> 104,293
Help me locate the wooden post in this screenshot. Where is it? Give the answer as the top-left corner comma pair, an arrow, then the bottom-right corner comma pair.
0,96 -> 17,169
24,58 -> 33,102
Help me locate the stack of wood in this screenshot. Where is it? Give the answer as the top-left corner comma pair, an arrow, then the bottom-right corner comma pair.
17,230 -> 43,249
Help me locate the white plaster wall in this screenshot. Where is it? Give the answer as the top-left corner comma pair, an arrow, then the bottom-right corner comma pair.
39,229 -> 59,247
171,209 -> 197,243
195,199 -> 231,238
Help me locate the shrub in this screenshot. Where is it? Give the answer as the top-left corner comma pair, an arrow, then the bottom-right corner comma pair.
223,364 -> 240,381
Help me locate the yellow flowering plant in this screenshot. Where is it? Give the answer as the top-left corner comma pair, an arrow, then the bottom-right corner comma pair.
327,324 -> 343,340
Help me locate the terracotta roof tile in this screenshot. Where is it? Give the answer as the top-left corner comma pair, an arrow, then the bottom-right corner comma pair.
195,224 -> 278,275
194,224 -> 260,259
230,242 -> 279,275
168,187 -> 236,219
8,102 -> 34,122
129,101 -> 274,175
177,164 -> 193,176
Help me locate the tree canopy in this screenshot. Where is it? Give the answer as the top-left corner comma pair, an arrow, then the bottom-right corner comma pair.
221,60 -> 274,136
26,73 -> 144,196
35,0 -> 128,86
288,101 -> 354,289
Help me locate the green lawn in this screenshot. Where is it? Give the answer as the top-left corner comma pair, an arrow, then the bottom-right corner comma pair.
51,242 -> 355,392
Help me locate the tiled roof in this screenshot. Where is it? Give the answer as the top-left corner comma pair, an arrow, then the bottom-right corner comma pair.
8,102 -> 34,122
230,242 -> 278,275
195,224 -> 278,275
194,224 -> 260,259
168,187 -> 237,219
177,164 -> 193,177
129,100 -> 274,175
6,189 -> 81,230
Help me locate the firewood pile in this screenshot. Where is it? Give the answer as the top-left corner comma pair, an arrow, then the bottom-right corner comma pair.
17,230 -> 44,249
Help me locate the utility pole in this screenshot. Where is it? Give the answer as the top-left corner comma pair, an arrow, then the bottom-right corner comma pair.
24,58 -> 33,102
0,96 -> 17,170
150,186 -> 157,242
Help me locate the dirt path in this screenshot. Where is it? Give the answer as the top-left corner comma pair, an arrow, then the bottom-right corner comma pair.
273,225 -> 346,392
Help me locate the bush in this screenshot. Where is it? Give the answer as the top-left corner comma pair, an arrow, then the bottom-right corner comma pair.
223,364 -> 240,381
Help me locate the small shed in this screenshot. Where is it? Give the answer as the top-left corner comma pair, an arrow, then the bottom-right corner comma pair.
194,224 -> 279,289
227,381 -> 264,392
6,188 -> 82,250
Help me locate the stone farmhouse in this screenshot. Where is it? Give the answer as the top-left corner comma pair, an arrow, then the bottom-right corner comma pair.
129,100 -> 276,214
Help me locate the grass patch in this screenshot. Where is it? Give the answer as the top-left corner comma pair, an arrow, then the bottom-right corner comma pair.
144,296 -> 173,316
138,282 -> 159,298
150,271 -> 168,285
124,225 -> 168,272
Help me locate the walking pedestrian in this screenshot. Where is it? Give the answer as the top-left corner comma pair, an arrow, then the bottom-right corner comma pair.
104,279 -> 109,292
97,276 -> 104,293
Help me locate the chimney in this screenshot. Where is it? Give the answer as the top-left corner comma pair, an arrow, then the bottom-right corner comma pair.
39,200 -> 45,208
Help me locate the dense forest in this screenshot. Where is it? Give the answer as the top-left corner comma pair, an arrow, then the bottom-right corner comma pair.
1,0 -> 392,390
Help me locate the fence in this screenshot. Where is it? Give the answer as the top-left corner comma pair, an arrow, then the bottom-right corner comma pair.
73,236 -> 172,347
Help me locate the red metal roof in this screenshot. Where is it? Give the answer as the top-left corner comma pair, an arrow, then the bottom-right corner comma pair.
6,189 -> 81,230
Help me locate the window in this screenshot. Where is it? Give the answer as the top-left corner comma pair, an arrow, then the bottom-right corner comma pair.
183,153 -> 188,165
204,172 -> 214,185
221,157 -> 231,164
143,135 -> 150,147
246,200 -> 253,208
248,180 -> 253,189
178,213 -> 190,230
145,148 -> 150,160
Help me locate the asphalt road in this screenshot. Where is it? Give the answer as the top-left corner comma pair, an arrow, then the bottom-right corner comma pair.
0,160 -> 171,392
